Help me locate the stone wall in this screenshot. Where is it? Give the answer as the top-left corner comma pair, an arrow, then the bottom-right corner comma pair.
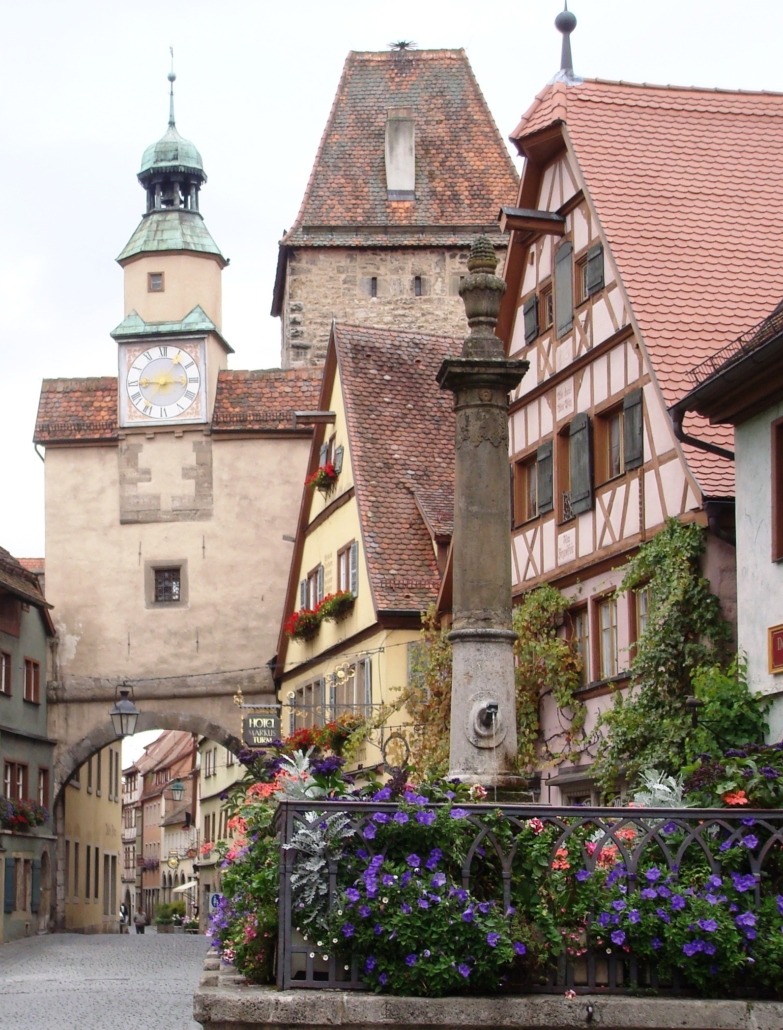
194,954 -> 783,1030
280,246 -> 508,368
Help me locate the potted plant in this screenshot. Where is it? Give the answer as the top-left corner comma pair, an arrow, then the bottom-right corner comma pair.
305,462 -> 338,492
317,590 -> 355,622
283,607 -> 322,640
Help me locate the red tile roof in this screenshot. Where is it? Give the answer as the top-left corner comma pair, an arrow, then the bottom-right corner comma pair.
283,50 -> 518,249
510,79 -> 783,496
34,371 -> 322,442
212,369 -> 322,433
334,323 -> 458,611
0,546 -> 50,609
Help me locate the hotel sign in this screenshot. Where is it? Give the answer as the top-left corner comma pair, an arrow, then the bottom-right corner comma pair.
242,710 -> 280,747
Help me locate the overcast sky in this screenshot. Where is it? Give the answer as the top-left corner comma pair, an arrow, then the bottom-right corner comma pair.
2,0 -> 781,559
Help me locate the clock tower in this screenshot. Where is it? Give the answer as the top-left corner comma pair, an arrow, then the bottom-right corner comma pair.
114,69 -> 231,427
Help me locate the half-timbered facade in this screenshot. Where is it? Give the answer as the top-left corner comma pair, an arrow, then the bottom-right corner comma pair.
275,324 -> 457,770
499,78 -> 783,801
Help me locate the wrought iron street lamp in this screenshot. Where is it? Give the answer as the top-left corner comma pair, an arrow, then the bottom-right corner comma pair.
168,778 -> 186,802
109,685 -> 140,738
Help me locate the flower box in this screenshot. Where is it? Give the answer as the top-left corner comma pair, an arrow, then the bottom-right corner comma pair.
305,462 -> 338,492
284,608 -> 321,640
317,591 -> 355,622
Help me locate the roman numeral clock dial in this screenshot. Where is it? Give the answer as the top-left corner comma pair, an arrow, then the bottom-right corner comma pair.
123,344 -> 204,423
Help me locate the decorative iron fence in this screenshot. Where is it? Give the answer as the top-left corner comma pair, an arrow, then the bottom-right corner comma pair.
276,800 -> 783,995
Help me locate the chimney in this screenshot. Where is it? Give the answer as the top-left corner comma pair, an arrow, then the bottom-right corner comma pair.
385,107 -> 415,199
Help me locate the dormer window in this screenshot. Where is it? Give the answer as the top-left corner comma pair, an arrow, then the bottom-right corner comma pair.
385,107 -> 415,200
148,272 -> 165,293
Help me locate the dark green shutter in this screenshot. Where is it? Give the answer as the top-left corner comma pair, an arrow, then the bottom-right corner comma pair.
555,242 -> 573,338
537,441 -> 554,514
586,243 -> 605,295
4,857 -> 14,913
31,858 -> 41,913
523,295 -> 539,343
569,413 -> 593,514
623,389 -> 644,469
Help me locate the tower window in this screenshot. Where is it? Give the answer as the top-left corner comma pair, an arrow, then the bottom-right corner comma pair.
145,560 -> 188,608
413,275 -> 422,297
370,277 -> 378,299
148,273 -> 165,293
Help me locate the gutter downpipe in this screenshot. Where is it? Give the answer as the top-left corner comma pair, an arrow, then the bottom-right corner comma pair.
669,407 -> 734,461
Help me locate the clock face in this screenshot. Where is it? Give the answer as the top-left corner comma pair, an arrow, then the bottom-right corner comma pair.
125,344 -> 203,421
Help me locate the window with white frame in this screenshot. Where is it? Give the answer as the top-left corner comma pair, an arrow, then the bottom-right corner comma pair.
337,541 -> 359,595
331,657 -> 372,718
596,595 -> 619,680
0,651 -> 11,695
300,565 -> 325,610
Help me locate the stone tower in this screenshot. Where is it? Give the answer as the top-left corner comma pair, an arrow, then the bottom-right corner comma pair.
271,48 -> 519,368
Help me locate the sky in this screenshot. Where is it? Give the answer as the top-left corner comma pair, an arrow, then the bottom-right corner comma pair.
2,0 -> 782,559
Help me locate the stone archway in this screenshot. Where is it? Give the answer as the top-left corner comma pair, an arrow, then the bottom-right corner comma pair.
51,707 -> 243,932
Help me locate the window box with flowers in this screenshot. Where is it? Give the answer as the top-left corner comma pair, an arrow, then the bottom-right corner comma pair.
284,607 -> 322,641
0,796 -> 48,832
305,462 -> 338,493
317,590 -> 356,622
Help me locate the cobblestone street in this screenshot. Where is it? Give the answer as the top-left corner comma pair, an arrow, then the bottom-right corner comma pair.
0,930 -> 210,1030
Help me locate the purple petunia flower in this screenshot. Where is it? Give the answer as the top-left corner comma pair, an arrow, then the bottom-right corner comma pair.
382,874 -> 396,887
431,871 -> 447,888
628,909 -> 641,924
425,848 -> 444,870
345,887 -> 361,903
761,767 -> 779,780
657,885 -> 671,899
461,908 -> 475,923
406,853 -> 421,869
450,887 -> 469,904
365,956 -> 377,972
777,896 -> 783,916
576,869 -> 591,882
373,924 -> 383,936
415,809 -> 436,826
741,835 -> 759,850
478,901 -> 492,915
399,903 -> 411,915
662,821 -> 678,834
703,941 -> 717,956
450,808 -> 469,819
597,912 -> 613,928
670,895 -> 686,911
372,812 -> 391,825
457,963 -> 471,978
342,923 -> 355,938
698,918 -> 718,932
655,908 -> 671,924
611,929 -> 626,946
645,867 -> 662,882
651,937 -> 663,950
641,888 -> 657,901
363,824 -> 377,840
741,818 -> 756,827
683,941 -> 703,956
513,941 -> 527,955
486,932 -> 501,947
706,875 -> 722,890
735,911 -> 757,930
359,905 -> 372,919
405,953 -> 417,967
393,812 -> 409,825
731,872 -> 757,893
378,972 -> 388,986
372,786 -> 392,802
612,899 -> 627,912
417,898 -> 430,910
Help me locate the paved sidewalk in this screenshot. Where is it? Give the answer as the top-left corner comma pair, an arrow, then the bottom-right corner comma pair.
0,930 -> 210,1030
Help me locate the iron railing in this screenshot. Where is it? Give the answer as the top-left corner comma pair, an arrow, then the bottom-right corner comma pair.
276,800 -> 783,994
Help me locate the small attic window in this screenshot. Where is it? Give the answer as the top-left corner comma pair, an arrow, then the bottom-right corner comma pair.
148,272 -> 165,293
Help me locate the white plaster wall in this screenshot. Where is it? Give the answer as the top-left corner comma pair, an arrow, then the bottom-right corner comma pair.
735,404 -> 783,737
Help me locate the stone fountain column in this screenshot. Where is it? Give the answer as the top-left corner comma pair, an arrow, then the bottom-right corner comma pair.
437,236 -> 529,787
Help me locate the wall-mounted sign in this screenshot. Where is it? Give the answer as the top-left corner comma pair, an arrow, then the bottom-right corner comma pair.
243,710 -> 280,747
769,624 -> 783,674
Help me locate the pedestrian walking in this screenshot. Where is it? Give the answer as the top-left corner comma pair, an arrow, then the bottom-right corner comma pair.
119,901 -> 129,934
133,906 -> 147,934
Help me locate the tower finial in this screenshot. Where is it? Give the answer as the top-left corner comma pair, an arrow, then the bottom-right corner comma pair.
555,3 -> 577,78
168,47 -> 176,128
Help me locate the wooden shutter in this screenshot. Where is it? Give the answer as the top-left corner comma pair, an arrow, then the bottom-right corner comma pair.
362,658 -> 372,707
349,541 -> 359,595
319,442 -> 329,465
569,413 -> 593,514
623,389 -> 644,470
334,445 -> 344,474
586,243 -> 605,296
299,579 -> 307,608
523,295 -> 539,343
555,241 -> 574,338
317,565 -> 325,602
31,859 -> 41,913
537,441 -> 554,514
4,857 -> 14,913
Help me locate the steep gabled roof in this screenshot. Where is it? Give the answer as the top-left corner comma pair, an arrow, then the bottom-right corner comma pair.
507,79 -> 783,497
336,323 -> 458,612
33,370 -> 321,443
276,322 -> 459,672
282,49 -> 518,249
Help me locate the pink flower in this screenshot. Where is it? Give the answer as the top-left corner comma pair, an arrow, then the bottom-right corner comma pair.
527,817 -> 545,835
